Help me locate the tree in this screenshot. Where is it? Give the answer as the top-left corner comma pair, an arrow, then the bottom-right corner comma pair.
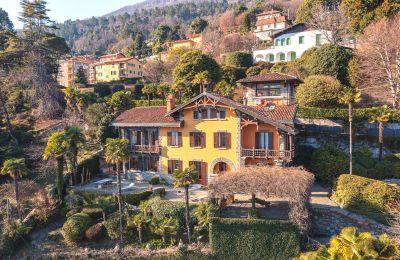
172,166 -> 198,243
306,4 -> 350,44
132,212 -> 150,244
156,84 -> 169,105
104,138 -> 130,244
142,84 -> 157,106
295,75 -> 343,108
300,227 -> 399,259
143,59 -> 167,85
295,0 -> 340,23
151,217 -> 177,245
0,8 -> 13,31
192,71 -> 212,93
214,80 -> 236,98
63,85 -> 84,114
193,202 -> 212,234
369,106 -> 391,161
357,15 -> 400,108
43,131 -> 68,200
306,44 -> 353,84
339,87 -> 362,174
107,90 -> 134,114
74,67 -> 87,85
341,0 -> 400,34
63,126 -> 85,185
190,18 -> 208,34
239,12 -> 253,33
173,50 -> 221,98
225,51 -> 253,68
1,158 -> 28,220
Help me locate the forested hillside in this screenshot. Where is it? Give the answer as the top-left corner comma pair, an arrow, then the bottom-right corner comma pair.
56,0 -> 232,55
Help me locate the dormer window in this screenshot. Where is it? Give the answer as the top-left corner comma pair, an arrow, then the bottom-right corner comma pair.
193,107 -> 226,120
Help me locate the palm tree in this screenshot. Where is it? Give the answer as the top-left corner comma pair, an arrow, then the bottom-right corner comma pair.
172,80 -> 186,103
132,212 -> 150,244
369,105 -> 391,161
1,158 -> 28,220
339,86 -> 361,174
64,126 -> 85,185
63,85 -> 84,113
192,71 -> 211,93
156,84 -> 169,105
142,84 -> 157,106
43,131 -> 68,200
151,217 -> 177,245
105,138 -> 130,244
193,202 -> 212,234
172,166 -> 198,243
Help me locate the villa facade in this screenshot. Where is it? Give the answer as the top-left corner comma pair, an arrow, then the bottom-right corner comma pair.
253,23 -> 328,63
111,73 -> 299,185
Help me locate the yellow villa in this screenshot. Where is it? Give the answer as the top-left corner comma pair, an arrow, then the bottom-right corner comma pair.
90,53 -> 143,83
170,33 -> 202,50
111,72 -> 300,185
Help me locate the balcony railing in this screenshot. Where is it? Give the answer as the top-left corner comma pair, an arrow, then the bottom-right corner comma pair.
131,145 -> 161,154
241,148 -> 293,161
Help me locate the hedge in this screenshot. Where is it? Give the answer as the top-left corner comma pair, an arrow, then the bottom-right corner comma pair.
124,190 -> 153,206
209,218 -> 300,260
332,174 -> 400,223
298,106 -> 400,122
225,51 -> 253,68
133,99 -> 164,107
62,213 -> 92,243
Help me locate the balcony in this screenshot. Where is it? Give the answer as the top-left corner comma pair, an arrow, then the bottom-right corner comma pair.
241,148 -> 293,161
131,145 -> 161,154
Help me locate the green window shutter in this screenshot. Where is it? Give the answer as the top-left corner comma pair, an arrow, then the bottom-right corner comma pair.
316,34 -> 322,46
275,39 -> 280,46
269,55 -> 274,62
290,52 -> 296,61
299,36 -> 304,44
281,39 -> 285,45
279,53 -> 285,61
286,38 -> 291,45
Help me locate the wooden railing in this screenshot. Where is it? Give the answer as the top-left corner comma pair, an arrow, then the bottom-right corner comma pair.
131,145 -> 161,154
241,148 -> 293,160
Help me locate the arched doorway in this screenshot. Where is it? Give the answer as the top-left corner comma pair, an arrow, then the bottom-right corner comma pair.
213,162 -> 230,174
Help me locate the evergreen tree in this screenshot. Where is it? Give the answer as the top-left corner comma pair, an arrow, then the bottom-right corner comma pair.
190,18 -> 208,34
74,67 -> 87,85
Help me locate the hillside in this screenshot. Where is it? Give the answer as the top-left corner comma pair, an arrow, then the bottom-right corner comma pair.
56,0 -> 232,55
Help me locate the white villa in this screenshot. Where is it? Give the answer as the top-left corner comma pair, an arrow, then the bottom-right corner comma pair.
253,23 -> 329,63
254,10 -> 290,41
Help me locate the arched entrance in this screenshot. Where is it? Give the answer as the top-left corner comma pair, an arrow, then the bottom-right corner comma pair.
213,162 -> 230,174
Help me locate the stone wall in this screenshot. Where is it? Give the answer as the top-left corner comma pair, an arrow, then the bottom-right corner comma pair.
311,204 -> 390,237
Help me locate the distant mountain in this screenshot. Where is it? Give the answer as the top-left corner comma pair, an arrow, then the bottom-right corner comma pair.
105,0 -> 209,17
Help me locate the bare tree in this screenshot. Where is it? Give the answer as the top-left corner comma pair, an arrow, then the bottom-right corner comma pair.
201,28 -> 223,59
307,4 -> 350,45
358,14 -> 400,108
143,59 -> 167,85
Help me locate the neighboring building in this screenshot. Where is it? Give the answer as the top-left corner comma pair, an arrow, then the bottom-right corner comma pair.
253,23 -> 329,63
57,56 -> 99,87
111,72 -> 299,185
90,53 -> 143,83
170,34 -> 202,50
254,10 -> 290,41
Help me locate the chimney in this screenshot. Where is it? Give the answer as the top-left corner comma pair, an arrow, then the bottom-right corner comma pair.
167,94 -> 175,112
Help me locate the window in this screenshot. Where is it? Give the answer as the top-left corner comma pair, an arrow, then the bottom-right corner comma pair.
255,131 -> 273,149
299,36 -> 304,44
168,160 -> 182,174
189,161 -> 206,181
193,107 -> 226,120
214,132 -> 231,149
290,52 -> 296,61
111,71 -> 117,75
286,38 -> 291,45
255,83 -> 281,97
167,131 -> 182,147
316,34 -> 322,46
275,39 -> 280,46
190,132 -> 205,148
279,53 -> 285,61
280,39 -> 285,45
268,54 -> 274,62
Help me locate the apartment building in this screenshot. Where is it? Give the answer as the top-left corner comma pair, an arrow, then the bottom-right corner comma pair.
57,56 -> 99,86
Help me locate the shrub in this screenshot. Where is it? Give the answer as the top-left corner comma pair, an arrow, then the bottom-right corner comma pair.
62,213 -> 92,243
221,66 -> 246,84
124,190 -> 153,206
149,176 -> 160,185
209,218 -> 300,260
66,209 -> 79,218
92,196 -> 118,214
310,144 -> 349,184
247,208 -> 258,219
306,44 -> 353,84
332,174 -> 400,223
246,61 -> 273,77
104,212 -> 129,239
111,84 -> 124,93
93,84 -> 111,97
0,221 -> 33,257
85,223 -> 106,241
147,197 -> 197,229
225,51 -> 253,68
145,239 -> 164,249
295,75 -> 343,108
81,208 -> 104,220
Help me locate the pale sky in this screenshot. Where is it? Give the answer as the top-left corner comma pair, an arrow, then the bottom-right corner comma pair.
1,0 -> 142,29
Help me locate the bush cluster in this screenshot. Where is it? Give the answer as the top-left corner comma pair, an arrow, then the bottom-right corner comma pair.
62,213 -> 92,243
124,190 -> 153,206
85,223 -> 106,241
224,51 -> 253,68
209,218 -> 300,260
332,174 -> 400,223
81,208 -> 104,220
353,148 -> 400,179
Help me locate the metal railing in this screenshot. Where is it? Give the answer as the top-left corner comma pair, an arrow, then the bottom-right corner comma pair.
241,148 -> 293,160
131,145 -> 161,154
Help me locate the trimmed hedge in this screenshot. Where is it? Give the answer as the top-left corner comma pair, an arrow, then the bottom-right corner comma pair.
209,218 -> 300,260
133,99 -> 164,107
124,190 -> 153,206
298,106 -> 400,122
332,174 -> 400,223
62,213 -> 92,243
81,208 -> 104,220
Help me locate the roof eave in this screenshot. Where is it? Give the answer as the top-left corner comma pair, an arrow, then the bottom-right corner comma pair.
111,122 -> 182,128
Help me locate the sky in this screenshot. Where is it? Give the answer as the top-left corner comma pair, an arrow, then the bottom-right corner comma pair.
1,0 -> 142,29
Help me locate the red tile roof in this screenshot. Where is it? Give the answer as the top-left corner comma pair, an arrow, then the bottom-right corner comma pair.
256,16 -> 287,26
237,72 -> 300,83
255,104 -> 297,122
112,106 -> 180,127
